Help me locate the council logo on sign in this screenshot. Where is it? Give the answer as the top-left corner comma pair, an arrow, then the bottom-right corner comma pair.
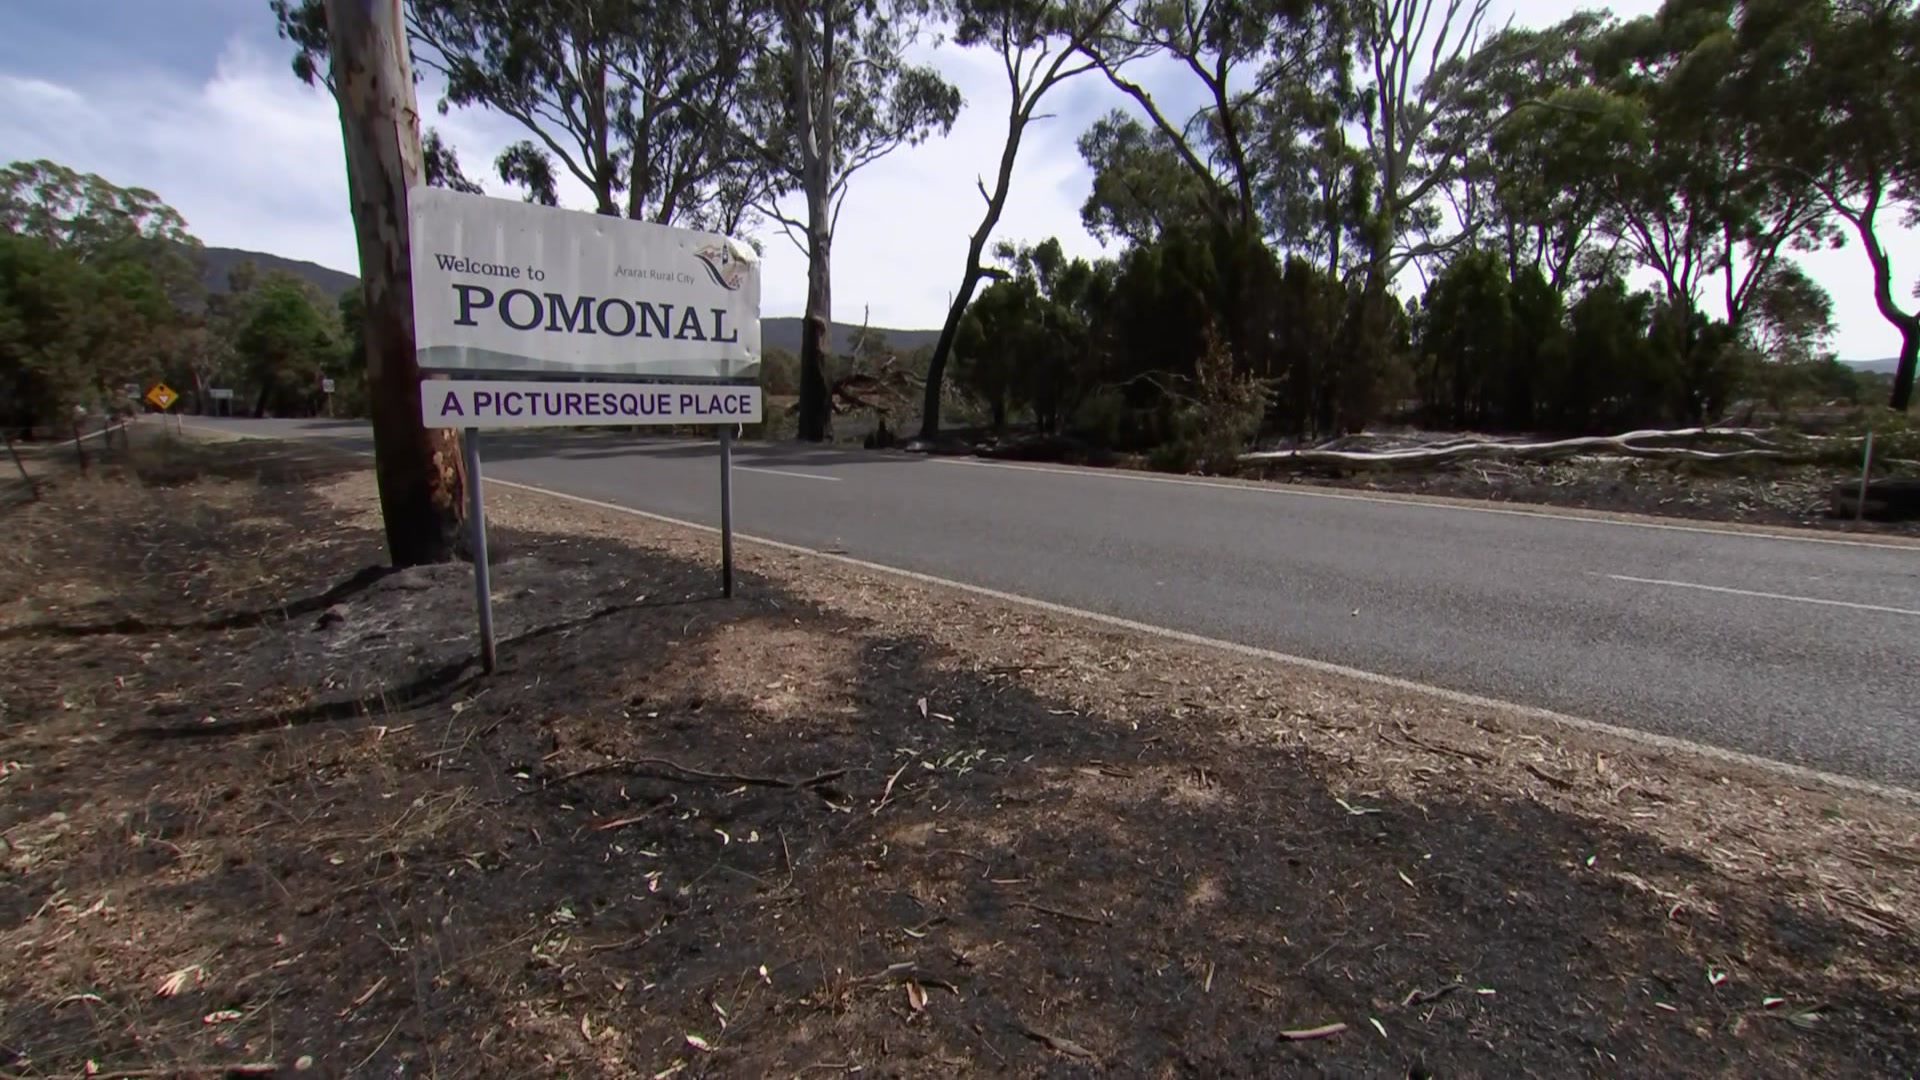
694,243 -> 747,291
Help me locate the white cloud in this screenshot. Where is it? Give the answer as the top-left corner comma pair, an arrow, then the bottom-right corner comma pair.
1,14 -> 1914,363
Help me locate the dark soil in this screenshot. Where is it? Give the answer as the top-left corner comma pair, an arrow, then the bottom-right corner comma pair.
923,427 -> 1920,536
1263,457 -> 1920,536
2,434 -> 1917,1077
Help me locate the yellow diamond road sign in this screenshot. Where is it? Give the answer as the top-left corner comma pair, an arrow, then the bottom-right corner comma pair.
145,383 -> 178,411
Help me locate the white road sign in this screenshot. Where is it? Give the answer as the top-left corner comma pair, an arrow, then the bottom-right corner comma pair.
408,188 -> 760,380
420,380 -> 761,428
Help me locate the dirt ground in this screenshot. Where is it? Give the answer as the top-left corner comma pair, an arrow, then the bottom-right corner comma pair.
3,432 -> 1918,1078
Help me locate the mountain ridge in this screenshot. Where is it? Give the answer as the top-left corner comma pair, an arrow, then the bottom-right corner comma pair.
196,245 -> 943,355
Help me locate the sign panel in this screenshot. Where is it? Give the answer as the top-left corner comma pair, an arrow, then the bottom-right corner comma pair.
421,380 -> 762,428
321,377 -> 336,394
145,383 -> 178,411
208,388 -> 235,400
408,188 -> 760,380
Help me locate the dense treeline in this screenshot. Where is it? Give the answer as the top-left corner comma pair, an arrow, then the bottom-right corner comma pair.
940,0 -> 1917,464
265,0 -> 1915,454
9,0 -> 1911,455
1,160 -> 362,433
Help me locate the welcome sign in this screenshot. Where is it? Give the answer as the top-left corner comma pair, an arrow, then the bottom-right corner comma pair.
421,380 -> 762,428
408,188 -> 761,380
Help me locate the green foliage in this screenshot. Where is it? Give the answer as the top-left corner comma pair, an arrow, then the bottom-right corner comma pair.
274,0 -> 768,228
0,233 -> 94,430
760,347 -> 801,396
234,274 -> 340,417
1,161 -> 211,431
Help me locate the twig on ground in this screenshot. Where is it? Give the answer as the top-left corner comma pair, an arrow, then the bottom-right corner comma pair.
1524,762 -> 1574,790
1012,899 -> 1111,926
870,760 -> 912,816
1402,983 -> 1467,1008
525,756 -> 847,799
1017,1023 -> 1097,1059
65,1060 -> 280,1068
1277,1022 -> 1347,1041
1391,724 -> 1494,764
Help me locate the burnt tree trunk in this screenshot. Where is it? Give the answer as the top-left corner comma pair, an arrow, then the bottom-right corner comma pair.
324,0 -> 465,566
1890,317 -> 1917,413
921,106 -> 1025,442
798,222 -> 832,441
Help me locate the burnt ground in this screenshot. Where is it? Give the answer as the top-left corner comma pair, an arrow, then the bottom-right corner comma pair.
1256,457 -> 1920,537
950,427 -> 1920,537
2,432 -> 1918,1078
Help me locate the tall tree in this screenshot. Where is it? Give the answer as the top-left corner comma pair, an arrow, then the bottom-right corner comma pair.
1735,0 -> 1920,410
1083,0 -> 1352,238
1,160 -> 203,417
274,0 -> 765,228
234,273 -> 341,417
918,0 -> 1122,439
1747,260 -> 1836,365
1446,14 -> 1618,290
272,1 -> 484,194
323,0 -> 466,567
1076,112 -> 1214,246
737,0 -> 962,441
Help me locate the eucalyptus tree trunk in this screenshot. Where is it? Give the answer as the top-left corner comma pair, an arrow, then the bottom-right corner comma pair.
324,0 -> 466,565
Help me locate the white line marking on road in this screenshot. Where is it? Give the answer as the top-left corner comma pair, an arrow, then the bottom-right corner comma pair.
735,466 -> 840,482
1604,573 -> 1920,617
935,456 -> 1920,552
176,421 -> 1920,803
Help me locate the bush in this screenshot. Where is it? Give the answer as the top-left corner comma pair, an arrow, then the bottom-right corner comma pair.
1147,331 -> 1266,475
1072,386 -> 1126,448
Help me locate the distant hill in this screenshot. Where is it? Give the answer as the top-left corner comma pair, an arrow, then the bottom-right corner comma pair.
192,246 -> 947,350
760,317 -> 941,355
197,246 -> 359,298
1846,357 -> 1902,375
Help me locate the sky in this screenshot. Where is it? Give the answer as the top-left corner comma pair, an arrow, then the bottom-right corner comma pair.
1,0 -> 1913,361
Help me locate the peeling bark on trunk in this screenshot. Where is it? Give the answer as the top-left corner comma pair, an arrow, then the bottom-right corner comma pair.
324,0 -> 465,567
798,200 -> 832,441
1888,317 -> 1918,413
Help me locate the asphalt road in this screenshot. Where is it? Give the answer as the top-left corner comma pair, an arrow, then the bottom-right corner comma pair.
187,418 -> 1920,788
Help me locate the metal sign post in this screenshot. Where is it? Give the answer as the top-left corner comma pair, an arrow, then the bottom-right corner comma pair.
462,427 -> 498,672
720,425 -> 735,598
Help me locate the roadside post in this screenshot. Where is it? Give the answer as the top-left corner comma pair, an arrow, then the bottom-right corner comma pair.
71,406 -> 89,475
461,425 -> 497,672
720,424 -> 735,597
1855,421 -> 1877,525
5,432 -> 34,499
409,188 -> 762,670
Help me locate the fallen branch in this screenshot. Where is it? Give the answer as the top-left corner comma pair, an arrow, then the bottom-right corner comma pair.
1402,983 -> 1467,1008
1242,426 -> 1836,469
1012,898 -> 1112,926
66,1060 -> 280,1068
529,756 -> 848,798
1276,1022 -> 1347,1041
1018,1023 -> 1098,1059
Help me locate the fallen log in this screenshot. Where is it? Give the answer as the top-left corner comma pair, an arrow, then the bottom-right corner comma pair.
1241,427 -> 1829,469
